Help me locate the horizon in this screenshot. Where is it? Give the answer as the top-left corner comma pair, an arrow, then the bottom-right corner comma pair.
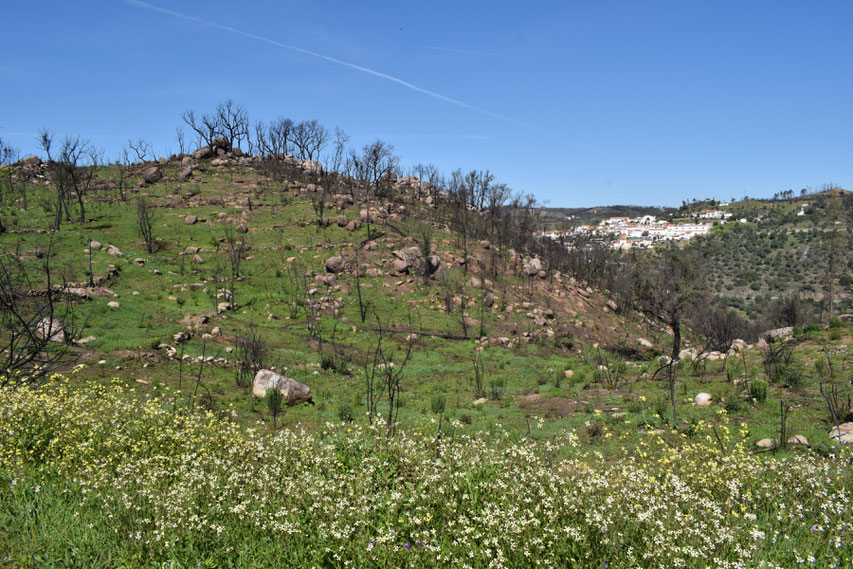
2,1 -> 852,208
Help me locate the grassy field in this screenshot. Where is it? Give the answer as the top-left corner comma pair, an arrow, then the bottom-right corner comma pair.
2,160 -> 853,566
1,378 -> 851,568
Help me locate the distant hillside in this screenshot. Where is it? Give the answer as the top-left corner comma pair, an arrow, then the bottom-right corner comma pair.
541,204 -> 674,228
683,189 -> 853,317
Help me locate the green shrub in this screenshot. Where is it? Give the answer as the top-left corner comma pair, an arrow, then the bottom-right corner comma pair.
337,401 -> 354,423
829,315 -> 844,329
488,378 -> 505,401
749,379 -> 767,402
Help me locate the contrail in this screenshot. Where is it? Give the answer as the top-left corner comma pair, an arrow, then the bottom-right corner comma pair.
126,0 -> 535,130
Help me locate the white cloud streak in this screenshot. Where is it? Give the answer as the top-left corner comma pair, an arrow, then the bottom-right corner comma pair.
126,0 -> 535,130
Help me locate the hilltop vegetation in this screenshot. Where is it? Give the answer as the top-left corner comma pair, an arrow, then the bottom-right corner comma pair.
682,190 -> 853,319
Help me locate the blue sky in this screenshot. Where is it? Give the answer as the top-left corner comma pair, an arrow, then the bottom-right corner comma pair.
2,1 -> 852,207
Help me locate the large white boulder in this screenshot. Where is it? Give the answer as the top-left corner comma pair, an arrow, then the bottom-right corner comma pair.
252,370 -> 312,404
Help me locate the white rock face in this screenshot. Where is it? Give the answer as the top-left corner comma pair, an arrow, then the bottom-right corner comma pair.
693,392 -> 712,406
252,369 -> 312,404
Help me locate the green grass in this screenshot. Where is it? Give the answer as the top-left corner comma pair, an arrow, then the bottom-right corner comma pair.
1,379 -> 851,568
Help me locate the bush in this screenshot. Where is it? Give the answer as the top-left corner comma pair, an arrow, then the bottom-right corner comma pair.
748,379 -> 767,402
829,315 -> 844,329
337,401 -> 354,423
488,378 -> 505,401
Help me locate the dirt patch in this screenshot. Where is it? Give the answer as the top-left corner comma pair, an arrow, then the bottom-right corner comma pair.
518,394 -> 577,419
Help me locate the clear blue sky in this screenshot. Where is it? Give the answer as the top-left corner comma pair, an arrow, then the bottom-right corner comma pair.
2,1 -> 852,207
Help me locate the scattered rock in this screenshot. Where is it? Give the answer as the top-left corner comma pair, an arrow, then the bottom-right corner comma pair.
236,223 -> 248,234
89,239 -> 101,250
298,159 -> 323,175
325,255 -> 346,274
184,215 -> 198,225
36,317 -> 65,342
829,423 -> 853,444
192,146 -> 214,160
336,215 -> 348,227
173,330 -> 191,343
134,258 -> 146,265
730,338 -> 748,351
693,392 -> 712,406
759,327 -> 794,343
787,435 -> 809,445
192,254 -> 204,265
252,369 -> 312,404
107,301 -> 120,309
564,369 -> 574,379
756,438 -> 776,449
473,397 -> 488,405
427,255 -> 441,274
523,257 -> 543,276
482,292 -> 495,308
345,220 -> 360,232
141,166 -> 163,185
106,245 -> 123,257
637,337 -> 653,349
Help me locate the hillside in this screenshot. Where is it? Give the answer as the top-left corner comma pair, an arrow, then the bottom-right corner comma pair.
2,137 -> 853,568
540,204 -> 673,228
2,149 -> 659,435
681,190 -> 853,318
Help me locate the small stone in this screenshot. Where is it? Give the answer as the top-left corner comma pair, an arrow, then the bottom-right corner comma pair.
693,392 -> 712,406
184,215 -> 198,225
107,301 -> 120,308
756,438 -> 776,449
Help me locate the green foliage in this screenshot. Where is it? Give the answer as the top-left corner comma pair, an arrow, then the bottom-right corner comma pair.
488,377 -> 505,401
336,401 -> 354,423
4,379 -> 850,568
265,387 -> 283,426
748,379 -> 767,403
430,393 -> 446,415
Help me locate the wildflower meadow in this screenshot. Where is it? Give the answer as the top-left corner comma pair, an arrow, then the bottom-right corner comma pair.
1,377 -> 851,568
